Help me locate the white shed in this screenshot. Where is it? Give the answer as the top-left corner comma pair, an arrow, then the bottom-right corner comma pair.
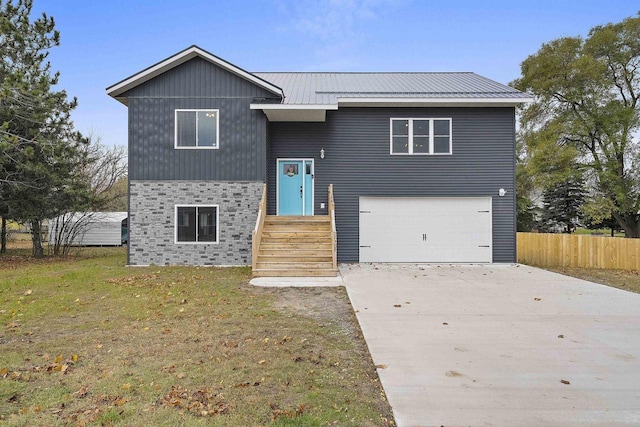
49,212 -> 127,246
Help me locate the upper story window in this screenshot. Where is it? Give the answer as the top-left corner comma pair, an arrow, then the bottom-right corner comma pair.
175,205 -> 218,244
390,118 -> 452,155
175,109 -> 219,149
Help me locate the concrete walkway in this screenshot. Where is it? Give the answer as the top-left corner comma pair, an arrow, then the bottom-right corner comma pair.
341,263 -> 640,427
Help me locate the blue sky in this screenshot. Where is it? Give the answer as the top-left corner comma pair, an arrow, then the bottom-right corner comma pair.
33,0 -> 639,148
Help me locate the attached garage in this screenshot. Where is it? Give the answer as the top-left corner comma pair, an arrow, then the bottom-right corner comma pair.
359,197 -> 492,263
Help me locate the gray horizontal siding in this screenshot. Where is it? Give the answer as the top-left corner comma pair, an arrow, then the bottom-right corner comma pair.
267,107 -> 516,263
125,57 -> 278,181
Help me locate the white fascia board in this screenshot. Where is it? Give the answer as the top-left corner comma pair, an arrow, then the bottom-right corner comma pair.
264,109 -> 327,122
250,104 -> 339,122
106,46 -> 283,102
337,97 -> 534,107
249,104 -> 339,110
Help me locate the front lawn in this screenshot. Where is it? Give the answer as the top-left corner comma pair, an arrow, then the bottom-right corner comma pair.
546,266 -> 640,294
0,247 -> 393,426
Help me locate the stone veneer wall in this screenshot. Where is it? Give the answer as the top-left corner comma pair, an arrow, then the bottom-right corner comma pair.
129,181 -> 262,266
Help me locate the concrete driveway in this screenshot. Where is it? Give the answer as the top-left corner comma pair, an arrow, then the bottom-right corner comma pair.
341,263 -> 640,427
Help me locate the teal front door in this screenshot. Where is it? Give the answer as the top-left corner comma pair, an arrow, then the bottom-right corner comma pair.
277,159 -> 314,216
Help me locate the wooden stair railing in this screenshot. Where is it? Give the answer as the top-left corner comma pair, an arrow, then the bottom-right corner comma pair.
328,184 -> 337,271
251,183 -> 267,271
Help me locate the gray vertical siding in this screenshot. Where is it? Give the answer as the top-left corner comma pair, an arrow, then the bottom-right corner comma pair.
125,57 -> 278,181
267,107 -> 517,263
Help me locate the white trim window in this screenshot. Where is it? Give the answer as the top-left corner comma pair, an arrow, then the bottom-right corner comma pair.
390,118 -> 452,155
175,109 -> 219,149
175,205 -> 219,244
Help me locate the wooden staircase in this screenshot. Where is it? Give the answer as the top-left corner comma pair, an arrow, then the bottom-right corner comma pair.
252,215 -> 337,277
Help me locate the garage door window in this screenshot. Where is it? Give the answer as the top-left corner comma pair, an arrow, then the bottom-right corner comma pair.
390,118 -> 451,155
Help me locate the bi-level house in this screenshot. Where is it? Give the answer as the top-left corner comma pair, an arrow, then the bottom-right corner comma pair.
107,46 -> 531,276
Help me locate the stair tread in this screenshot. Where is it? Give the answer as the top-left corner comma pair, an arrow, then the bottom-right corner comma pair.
258,254 -> 332,258
257,261 -> 334,266
252,269 -> 338,277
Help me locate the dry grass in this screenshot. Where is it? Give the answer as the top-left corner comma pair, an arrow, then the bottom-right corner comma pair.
545,266 -> 640,294
0,247 -> 393,426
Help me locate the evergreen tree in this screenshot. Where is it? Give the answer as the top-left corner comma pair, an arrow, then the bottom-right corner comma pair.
540,174 -> 587,234
0,0 -> 89,257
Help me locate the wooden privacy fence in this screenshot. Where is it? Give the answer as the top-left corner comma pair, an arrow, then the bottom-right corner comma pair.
517,232 -> 640,270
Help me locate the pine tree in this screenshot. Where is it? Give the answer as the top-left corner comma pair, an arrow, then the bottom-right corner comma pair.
0,0 -> 89,257
541,174 -> 587,234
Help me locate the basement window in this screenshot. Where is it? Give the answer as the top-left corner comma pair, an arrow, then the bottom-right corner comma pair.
175,205 -> 218,243
390,118 -> 452,155
175,109 -> 219,149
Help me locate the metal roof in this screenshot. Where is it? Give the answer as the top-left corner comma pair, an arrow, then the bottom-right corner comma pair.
253,72 -> 526,105
106,45 -> 531,114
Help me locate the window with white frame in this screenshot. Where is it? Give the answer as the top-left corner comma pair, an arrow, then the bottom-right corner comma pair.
390,118 -> 452,155
175,109 -> 219,148
175,205 -> 218,243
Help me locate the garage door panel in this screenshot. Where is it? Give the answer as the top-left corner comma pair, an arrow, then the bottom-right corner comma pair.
359,197 -> 492,263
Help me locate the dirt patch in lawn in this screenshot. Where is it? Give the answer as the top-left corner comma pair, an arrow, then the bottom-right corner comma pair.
264,286 -> 359,336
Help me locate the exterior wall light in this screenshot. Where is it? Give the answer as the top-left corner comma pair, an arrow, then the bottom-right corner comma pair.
498,188 -> 507,197
320,149 -> 325,159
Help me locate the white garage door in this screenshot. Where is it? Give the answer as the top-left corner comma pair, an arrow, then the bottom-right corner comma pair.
359,197 -> 492,263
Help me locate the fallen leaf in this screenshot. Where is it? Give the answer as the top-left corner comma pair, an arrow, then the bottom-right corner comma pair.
534,297 -> 541,301
375,364 -> 387,369
24,290 -> 32,296
258,360 -> 267,365
393,304 -> 402,308
442,322 -> 449,325
122,383 -> 131,390
560,379 -> 571,385
176,372 -> 186,379
74,387 -> 89,398
558,334 -> 565,339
